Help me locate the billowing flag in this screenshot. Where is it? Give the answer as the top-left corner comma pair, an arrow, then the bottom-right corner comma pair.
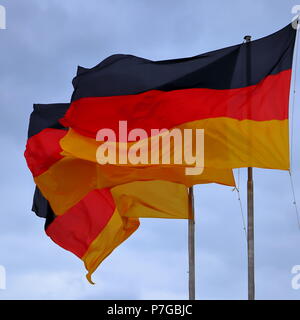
62,23 -> 295,170
25,103 -> 234,281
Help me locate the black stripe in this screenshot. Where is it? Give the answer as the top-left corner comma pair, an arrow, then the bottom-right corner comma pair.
28,103 -> 69,138
32,188 -> 55,229
27,103 -> 70,227
71,23 -> 295,100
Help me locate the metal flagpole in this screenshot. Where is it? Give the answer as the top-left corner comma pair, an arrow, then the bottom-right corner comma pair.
244,35 -> 255,300
188,186 -> 195,300
247,167 -> 255,300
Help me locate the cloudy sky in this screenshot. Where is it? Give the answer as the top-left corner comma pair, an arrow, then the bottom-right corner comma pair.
1,0 -> 300,300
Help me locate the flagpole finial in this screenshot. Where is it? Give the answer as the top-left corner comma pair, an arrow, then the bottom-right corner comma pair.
244,35 -> 252,42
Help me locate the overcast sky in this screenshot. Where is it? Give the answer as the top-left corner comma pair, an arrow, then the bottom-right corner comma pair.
1,0 -> 300,300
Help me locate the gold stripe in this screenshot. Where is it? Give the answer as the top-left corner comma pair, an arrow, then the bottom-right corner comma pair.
82,209 -> 139,283
111,180 -> 189,219
60,117 -> 289,170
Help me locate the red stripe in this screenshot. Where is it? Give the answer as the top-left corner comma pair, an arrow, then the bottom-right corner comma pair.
61,70 -> 291,139
46,188 -> 115,258
24,128 -> 66,177
25,129 -> 116,258
25,129 -> 117,258
25,130 -> 116,258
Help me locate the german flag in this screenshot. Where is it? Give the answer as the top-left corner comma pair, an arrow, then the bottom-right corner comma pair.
25,103 -> 234,282
61,23 -> 295,171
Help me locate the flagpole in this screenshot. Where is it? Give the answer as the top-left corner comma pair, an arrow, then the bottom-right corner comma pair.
244,34 -> 255,300
247,167 -> 255,300
188,186 -> 195,300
